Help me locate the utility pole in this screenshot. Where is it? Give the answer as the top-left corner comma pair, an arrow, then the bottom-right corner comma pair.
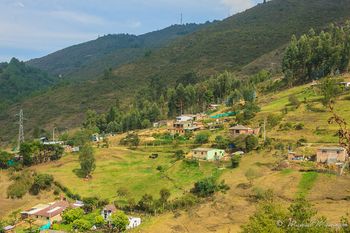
263,117 -> 267,143
52,127 -> 56,142
17,109 -> 24,150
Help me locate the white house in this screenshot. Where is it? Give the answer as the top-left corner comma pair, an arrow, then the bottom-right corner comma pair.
127,217 -> 141,229
176,115 -> 195,122
101,204 -> 117,220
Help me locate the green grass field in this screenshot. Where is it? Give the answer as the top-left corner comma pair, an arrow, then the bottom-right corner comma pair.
34,145 -> 221,202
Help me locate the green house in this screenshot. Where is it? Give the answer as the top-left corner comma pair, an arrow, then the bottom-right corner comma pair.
192,148 -> 225,161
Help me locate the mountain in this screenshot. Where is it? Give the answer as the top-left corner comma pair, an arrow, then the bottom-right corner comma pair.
2,0 -> 350,144
27,23 -> 208,81
0,58 -> 54,112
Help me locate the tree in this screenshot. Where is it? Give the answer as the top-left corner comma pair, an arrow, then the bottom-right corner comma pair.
62,208 -> 84,224
195,132 -> 210,144
245,135 -> 258,152
82,110 -> 99,132
79,144 -> 96,178
159,188 -> 171,204
72,219 -> 92,232
231,155 -> 241,168
190,177 -> 218,198
319,77 -> 342,106
110,211 -> 129,232
29,174 -> 54,195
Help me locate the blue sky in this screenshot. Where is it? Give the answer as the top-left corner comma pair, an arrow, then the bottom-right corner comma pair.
0,0 -> 261,62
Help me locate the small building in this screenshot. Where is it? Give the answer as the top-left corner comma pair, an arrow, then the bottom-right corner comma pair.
101,204 -> 117,220
192,148 -> 225,161
316,147 -> 348,164
21,203 -> 51,219
176,115 -> 196,122
229,125 -> 260,137
208,104 -> 221,111
127,217 -> 141,229
92,133 -> 104,142
153,120 -> 168,128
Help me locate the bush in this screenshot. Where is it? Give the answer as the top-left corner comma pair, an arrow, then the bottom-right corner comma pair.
7,171 -> 33,199
171,193 -> 199,210
231,155 -> 241,168
30,173 -> 54,195
297,138 -> 308,147
245,135 -> 258,152
191,177 -> 218,198
294,123 -> 304,130
174,150 -> 185,160
72,219 -> 92,231
94,215 -> 105,227
62,208 -> 84,224
288,94 -> 301,108
195,132 -> 210,144
274,142 -> 285,150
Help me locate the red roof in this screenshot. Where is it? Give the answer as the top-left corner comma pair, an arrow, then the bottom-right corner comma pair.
34,201 -> 70,218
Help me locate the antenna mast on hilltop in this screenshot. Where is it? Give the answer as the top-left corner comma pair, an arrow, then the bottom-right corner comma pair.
17,109 -> 24,150
180,13 -> 183,25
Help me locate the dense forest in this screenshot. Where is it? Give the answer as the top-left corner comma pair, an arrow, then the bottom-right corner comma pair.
283,23 -> 350,86
0,58 -> 55,112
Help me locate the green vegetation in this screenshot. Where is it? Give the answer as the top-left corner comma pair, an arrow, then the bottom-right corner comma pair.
242,195 -> 347,233
297,172 -> 318,197
78,144 -> 96,178
0,58 -> 54,110
19,142 -> 64,167
190,177 -> 229,198
283,23 -> 350,86
109,211 -> 129,232
28,24 -> 206,80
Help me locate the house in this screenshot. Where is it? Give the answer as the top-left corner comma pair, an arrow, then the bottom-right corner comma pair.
153,120 -> 168,128
208,104 -> 221,111
192,148 -> 225,161
30,201 -> 70,223
21,203 -> 51,219
176,115 -> 196,122
316,147 -> 348,164
127,217 -> 141,229
229,125 -> 260,137
101,204 -> 117,220
92,133 -> 104,142
169,121 -> 200,135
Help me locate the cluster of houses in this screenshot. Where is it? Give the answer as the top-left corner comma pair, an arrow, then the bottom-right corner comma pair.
12,199 -> 141,232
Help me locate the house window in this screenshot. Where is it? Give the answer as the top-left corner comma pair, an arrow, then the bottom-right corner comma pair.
235,130 -> 240,134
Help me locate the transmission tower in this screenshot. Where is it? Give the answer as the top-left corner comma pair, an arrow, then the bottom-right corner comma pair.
17,109 -> 24,150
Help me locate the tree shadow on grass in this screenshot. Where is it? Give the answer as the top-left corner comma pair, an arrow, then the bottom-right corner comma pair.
73,168 -> 86,178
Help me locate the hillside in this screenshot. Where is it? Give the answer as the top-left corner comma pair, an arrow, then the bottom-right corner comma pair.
3,0 -> 350,144
27,23 -> 207,81
0,58 -> 54,112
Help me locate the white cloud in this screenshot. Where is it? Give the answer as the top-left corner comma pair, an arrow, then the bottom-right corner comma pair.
13,2 -> 25,8
221,0 -> 255,14
48,10 -> 105,25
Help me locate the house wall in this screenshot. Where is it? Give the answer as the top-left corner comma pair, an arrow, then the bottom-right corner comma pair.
206,150 -> 225,161
316,149 -> 348,164
192,151 -> 208,160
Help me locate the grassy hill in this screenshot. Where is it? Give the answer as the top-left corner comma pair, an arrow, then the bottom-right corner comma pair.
27,23 -> 207,81
3,0 -> 350,144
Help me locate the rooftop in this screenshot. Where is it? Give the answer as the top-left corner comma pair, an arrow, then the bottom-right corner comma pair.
318,147 -> 346,151
229,125 -> 252,130
34,201 -> 70,218
192,148 -> 221,152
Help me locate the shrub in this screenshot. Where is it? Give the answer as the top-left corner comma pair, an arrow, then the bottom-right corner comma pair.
294,123 -> 304,130
29,174 -> 54,195
191,177 -> 218,197
72,219 -> 92,231
62,208 -> 84,224
231,155 -> 241,168
288,94 -> 301,108
94,215 -> 105,227
171,193 -> 199,210
110,211 -> 129,232
245,135 -> 258,152
174,150 -> 185,160
195,132 -> 210,144
274,142 -> 285,150
297,138 -> 308,147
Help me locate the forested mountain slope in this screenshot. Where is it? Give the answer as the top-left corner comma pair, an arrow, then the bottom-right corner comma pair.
27,23 -> 207,81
